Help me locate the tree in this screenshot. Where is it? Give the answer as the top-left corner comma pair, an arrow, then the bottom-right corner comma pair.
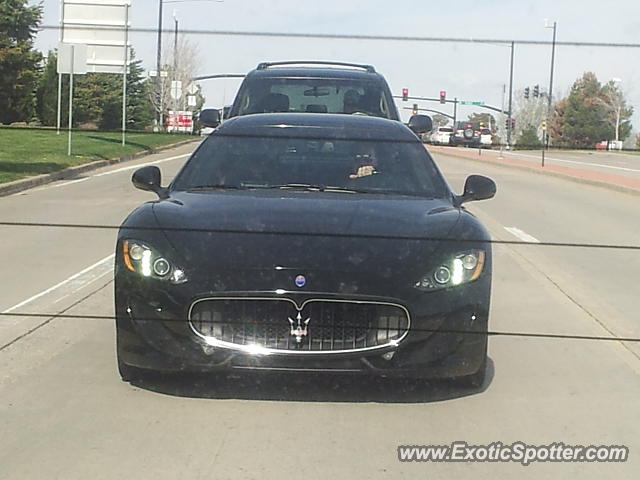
598,80 -> 633,142
555,72 -> 634,148
467,112 -> 496,129
0,0 -> 43,123
431,114 -> 450,128
35,49 -> 154,130
514,125 -> 542,150
150,36 -> 205,129
35,50 -> 59,125
512,89 -> 548,142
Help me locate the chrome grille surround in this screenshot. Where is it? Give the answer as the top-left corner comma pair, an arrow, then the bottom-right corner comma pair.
188,297 -> 411,355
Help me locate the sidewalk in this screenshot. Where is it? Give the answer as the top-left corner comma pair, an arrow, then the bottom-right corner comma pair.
428,145 -> 640,196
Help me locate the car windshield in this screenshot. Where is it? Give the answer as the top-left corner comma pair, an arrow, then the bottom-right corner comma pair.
235,77 -> 393,118
172,135 -> 448,197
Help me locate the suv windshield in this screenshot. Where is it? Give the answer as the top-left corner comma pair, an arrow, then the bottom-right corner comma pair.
173,135 -> 447,198
233,78 -> 394,119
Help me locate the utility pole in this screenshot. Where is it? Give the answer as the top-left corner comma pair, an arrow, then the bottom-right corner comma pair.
507,41 -> 514,148
156,0 -> 164,130
545,21 -> 557,152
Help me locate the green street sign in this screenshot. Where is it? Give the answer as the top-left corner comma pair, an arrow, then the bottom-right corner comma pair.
459,101 -> 485,106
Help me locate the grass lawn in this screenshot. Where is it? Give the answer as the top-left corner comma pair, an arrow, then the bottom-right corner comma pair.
0,128 -> 196,184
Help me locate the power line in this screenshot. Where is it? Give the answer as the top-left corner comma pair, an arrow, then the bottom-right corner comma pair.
37,25 -> 640,49
0,221 -> 638,250
1,311 -> 638,344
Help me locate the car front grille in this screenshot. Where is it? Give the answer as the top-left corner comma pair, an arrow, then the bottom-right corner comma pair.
189,298 -> 410,353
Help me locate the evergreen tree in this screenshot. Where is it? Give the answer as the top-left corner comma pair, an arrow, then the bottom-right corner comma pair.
0,0 -> 43,123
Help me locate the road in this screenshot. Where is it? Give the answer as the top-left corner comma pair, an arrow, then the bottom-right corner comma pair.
0,143 -> 638,479
496,148 -> 639,179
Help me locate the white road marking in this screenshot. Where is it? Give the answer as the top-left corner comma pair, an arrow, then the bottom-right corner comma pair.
92,154 -> 188,177
506,152 -> 640,173
504,226 -> 541,243
47,177 -> 90,189
2,254 -> 114,314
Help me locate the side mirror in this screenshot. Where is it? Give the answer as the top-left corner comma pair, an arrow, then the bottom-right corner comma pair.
132,166 -> 168,199
199,108 -> 220,127
407,114 -> 433,134
455,175 -> 496,206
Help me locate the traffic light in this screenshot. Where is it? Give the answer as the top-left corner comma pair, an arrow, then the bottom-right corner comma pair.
511,118 -> 516,129
541,120 -> 547,131
439,90 -> 446,104
533,84 -> 539,98
402,88 -> 409,102
412,103 -> 418,115
505,119 -> 509,130
524,87 -> 530,99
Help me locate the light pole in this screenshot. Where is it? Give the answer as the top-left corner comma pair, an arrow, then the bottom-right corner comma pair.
156,0 -> 164,129
545,20 -> 557,151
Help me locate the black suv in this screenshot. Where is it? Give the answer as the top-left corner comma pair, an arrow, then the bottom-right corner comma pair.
227,61 -> 401,120
450,121 -> 482,147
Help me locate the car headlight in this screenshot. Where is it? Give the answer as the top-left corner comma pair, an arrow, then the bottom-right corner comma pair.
122,240 -> 187,284
414,250 -> 485,291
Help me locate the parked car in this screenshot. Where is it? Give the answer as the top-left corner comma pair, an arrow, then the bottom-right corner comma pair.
430,126 -> 454,145
115,112 -> 496,387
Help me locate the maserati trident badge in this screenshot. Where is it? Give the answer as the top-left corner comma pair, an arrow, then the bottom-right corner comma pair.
288,311 -> 310,345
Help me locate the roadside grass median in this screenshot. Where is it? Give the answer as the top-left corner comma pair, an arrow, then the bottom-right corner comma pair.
0,127 -> 195,184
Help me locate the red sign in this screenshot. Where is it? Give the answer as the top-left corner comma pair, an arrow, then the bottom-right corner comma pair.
166,111 -> 193,132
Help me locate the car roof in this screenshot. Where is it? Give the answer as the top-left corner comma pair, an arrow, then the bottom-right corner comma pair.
246,66 -> 386,82
215,113 -> 418,142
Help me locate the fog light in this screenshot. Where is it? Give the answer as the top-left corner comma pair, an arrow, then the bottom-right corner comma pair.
153,258 -> 171,276
434,266 -> 451,284
382,351 -> 395,361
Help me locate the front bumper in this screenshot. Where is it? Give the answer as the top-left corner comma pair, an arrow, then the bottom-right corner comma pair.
115,271 -> 490,379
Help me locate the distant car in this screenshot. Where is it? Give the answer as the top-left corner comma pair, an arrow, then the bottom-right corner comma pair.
451,122 -> 481,147
115,112 -> 496,388
228,61 -> 401,120
430,126 -> 454,145
479,128 -> 493,148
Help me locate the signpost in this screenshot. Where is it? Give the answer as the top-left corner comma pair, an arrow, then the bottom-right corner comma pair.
57,0 -> 131,148
57,43 -> 87,156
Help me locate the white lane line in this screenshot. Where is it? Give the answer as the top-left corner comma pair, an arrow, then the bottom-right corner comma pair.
51,267 -> 113,305
47,177 -> 90,189
504,226 -> 541,243
506,152 -> 640,173
2,254 -> 114,314
92,153 -> 189,177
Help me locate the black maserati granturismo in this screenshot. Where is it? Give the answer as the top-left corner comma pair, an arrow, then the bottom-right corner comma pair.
115,113 -> 496,387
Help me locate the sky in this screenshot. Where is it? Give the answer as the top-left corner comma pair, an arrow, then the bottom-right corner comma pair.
33,0 -> 640,128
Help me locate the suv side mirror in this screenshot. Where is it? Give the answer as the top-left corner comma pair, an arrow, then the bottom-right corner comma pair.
407,114 -> 433,135
199,108 -> 220,127
455,175 -> 496,206
132,166 -> 168,199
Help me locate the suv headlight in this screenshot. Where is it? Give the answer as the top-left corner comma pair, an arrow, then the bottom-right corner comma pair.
122,240 -> 187,284
414,250 -> 485,291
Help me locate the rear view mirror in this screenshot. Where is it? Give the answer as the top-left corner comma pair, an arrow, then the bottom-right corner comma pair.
304,87 -> 330,97
408,114 -> 433,134
199,108 -> 220,127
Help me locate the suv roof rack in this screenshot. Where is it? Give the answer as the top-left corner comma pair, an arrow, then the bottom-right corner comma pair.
256,61 -> 376,73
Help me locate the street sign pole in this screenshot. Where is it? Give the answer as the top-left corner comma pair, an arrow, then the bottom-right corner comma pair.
67,45 -> 74,156
122,3 -> 129,146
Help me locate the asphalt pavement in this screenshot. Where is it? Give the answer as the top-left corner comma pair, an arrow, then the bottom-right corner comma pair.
0,144 -> 638,479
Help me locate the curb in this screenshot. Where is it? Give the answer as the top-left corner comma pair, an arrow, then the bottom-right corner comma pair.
429,146 -> 640,197
0,137 -> 199,198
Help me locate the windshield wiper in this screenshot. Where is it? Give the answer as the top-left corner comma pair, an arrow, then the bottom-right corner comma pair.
255,183 -> 365,193
187,184 -> 245,191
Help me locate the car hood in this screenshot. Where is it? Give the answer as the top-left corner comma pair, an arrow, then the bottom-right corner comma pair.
151,190 -> 461,273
